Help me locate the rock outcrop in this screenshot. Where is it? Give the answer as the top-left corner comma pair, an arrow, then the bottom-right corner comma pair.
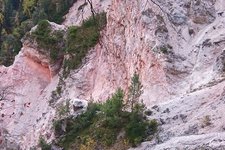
2,0 -> 225,149
62,0 -> 225,149
0,23 -> 64,149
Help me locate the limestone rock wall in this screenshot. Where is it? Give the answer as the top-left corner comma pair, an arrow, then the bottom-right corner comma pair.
2,0 -> 225,149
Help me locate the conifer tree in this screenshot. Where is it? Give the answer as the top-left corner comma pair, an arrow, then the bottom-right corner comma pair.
22,0 -> 37,16
127,72 -> 144,112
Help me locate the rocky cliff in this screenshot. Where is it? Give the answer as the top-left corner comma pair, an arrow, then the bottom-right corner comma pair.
1,0 -> 225,149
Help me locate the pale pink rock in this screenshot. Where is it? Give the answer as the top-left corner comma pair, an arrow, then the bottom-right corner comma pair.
2,0 -> 225,149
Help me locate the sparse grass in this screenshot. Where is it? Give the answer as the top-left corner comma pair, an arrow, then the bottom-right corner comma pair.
56,100 -> 70,118
49,86 -> 62,107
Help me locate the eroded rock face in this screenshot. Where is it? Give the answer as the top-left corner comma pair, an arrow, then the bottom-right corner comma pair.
63,0 -> 225,149
62,0 -> 225,104
2,0 -> 225,149
63,0 -> 170,104
24,22 -> 65,77
0,22 -> 65,149
0,49 -> 54,149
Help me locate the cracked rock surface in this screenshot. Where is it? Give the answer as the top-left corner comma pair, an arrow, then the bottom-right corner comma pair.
2,0 -> 225,149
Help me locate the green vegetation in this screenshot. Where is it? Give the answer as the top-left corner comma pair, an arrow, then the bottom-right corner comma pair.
52,74 -> 158,149
63,12 -> 107,76
31,20 -> 64,62
39,137 -> 51,150
54,102 -> 100,147
127,72 -> 144,111
0,0 -> 75,66
56,100 -> 70,118
28,12 -> 107,77
160,46 -> 168,54
0,0 -> 106,73
125,111 -> 149,146
159,44 -> 172,54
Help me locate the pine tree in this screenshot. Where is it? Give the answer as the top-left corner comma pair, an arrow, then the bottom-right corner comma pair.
22,0 -> 37,16
127,72 -> 143,112
0,0 -> 4,26
0,13 -> 3,25
0,0 -> 4,55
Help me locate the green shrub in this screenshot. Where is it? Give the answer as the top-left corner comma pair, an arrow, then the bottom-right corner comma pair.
127,72 -> 144,112
55,90 -> 123,149
94,127 -> 118,146
58,103 -> 100,148
101,88 -> 124,128
39,137 -> 51,150
148,119 -> 158,134
54,89 -> 156,149
31,20 -> 64,62
27,13 -> 106,76
53,119 -> 65,137
125,111 -> 148,146
53,74 -> 158,149
63,12 -> 107,76
125,73 -> 157,146
82,12 -> 107,29
160,46 -> 167,54
32,20 -> 51,44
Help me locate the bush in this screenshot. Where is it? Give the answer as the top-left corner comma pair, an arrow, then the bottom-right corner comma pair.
125,111 -> 148,146
54,90 -> 156,149
32,20 -> 51,43
101,88 -> 124,128
53,74 -> 158,149
82,12 -> 107,29
53,119 -> 65,137
80,137 -> 96,150
19,13 -> 106,76
54,90 -> 123,149
56,100 -> 70,118
160,46 -> 168,54
58,103 -> 100,148
31,20 -> 64,62
147,119 -> 158,135
63,12 -> 107,76
39,137 -> 51,150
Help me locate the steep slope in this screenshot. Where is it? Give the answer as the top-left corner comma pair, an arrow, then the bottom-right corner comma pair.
63,0 -> 225,149
0,23 -> 65,149
63,0 -> 224,104
1,0 -> 225,149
